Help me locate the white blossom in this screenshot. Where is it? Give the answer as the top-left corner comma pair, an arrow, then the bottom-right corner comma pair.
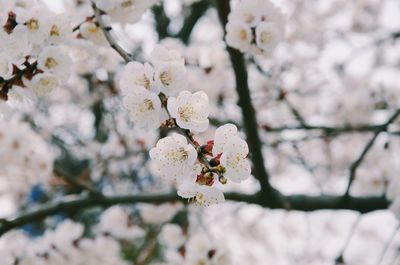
120,61 -> 158,94
14,7 -> 48,45
149,134 -> 197,181
167,90 -> 210,132
213,124 -> 251,182
226,0 -> 286,56
160,224 -> 185,249
29,73 -> 59,96
225,21 -> 252,52
139,203 -> 183,224
254,22 -> 284,55
122,86 -> 162,129
213,123 -> 239,156
45,15 -> 73,45
154,61 -> 188,96
220,136 -> 251,182
79,21 -> 108,46
0,119 -> 54,193
37,45 -> 72,81
0,29 -> 31,67
98,206 -> 145,240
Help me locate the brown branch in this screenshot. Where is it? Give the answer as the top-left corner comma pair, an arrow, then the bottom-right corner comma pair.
344,109 -> 400,196
213,0 -> 274,195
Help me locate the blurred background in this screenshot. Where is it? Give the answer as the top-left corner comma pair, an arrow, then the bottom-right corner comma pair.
1,0 -> 400,264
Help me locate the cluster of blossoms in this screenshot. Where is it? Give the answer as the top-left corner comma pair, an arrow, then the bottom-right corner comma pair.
0,119 -> 54,194
158,224 -> 231,265
226,0 -> 286,56
0,1 -> 73,102
120,46 -> 251,206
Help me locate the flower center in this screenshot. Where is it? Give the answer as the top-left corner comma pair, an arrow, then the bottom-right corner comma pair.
12,140 -> 20,150
121,0 -> 134,8
27,18 -> 39,31
136,75 -> 151,90
39,161 -> 48,171
239,29 -> 248,40
260,32 -> 272,44
178,106 -> 194,122
227,153 -> 242,169
88,25 -> 99,34
40,78 -> 50,86
167,147 -> 189,163
139,98 -> 155,113
160,71 -> 172,86
50,25 -> 60,37
45,57 -> 58,69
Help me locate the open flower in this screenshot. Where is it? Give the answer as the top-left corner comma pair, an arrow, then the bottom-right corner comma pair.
14,7 -> 48,45
213,124 -> 251,183
255,22 -> 284,54
177,182 -> 225,206
37,46 -> 72,81
122,86 -> 162,129
30,73 -> 59,96
45,15 -> 72,45
154,61 -> 187,96
225,0 -> 286,56
167,90 -> 210,132
160,224 -> 185,249
79,21 -> 108,46
0,29 -> 31,67
120,61 -> 157,94
220,137 -> 251,182
226,21 -> 252,52
149,134 -> 197,181
98,206 -> 145,240
213,123 -> 239,156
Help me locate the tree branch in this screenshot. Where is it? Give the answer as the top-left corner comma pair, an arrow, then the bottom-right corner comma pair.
175,1 -> 210,44
213,0 -> 274,195
91,1 -> 133,63
344,109 -> 400,196
0,191 -> 391,236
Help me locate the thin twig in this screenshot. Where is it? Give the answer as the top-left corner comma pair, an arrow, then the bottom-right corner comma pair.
91,1 -> 133,62
375,224 -> 400,265
335,215 -> 362,264
344,109 -> 400,196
